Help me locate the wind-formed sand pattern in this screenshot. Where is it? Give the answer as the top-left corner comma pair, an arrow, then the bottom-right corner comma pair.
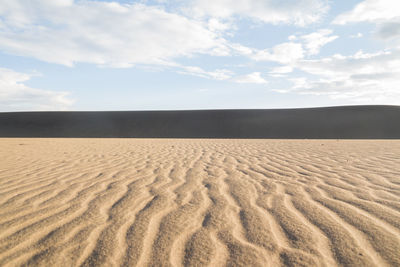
0,139 -> 399,267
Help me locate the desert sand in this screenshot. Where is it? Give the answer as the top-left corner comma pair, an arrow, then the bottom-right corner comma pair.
0,138 -> 399,266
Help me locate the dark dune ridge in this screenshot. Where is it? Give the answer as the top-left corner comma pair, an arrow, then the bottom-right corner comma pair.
0,105 -> 399,138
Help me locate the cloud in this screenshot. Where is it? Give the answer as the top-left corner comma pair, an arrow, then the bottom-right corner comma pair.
178,66 -> 233,80
333,0 -> 399,25
0,68 -> 73,111
0,0 -> 332,70
187,0 -> 329,26
269,66 -> 294,74
300,29 -> 338,55
376,22 -> 400,40
0,0 -> 228,67
283,49 -> 400,103
233,72 -> 268,84
253,42 -> 305,64
333,0 -> 400,44
242,29 -> 336,65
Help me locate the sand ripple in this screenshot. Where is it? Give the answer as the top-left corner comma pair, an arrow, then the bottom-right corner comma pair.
0,139 -> 399,266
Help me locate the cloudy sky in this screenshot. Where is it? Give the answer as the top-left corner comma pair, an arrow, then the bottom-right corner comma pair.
0,0 -> 399,111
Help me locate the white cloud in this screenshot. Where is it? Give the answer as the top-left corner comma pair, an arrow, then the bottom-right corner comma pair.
269,66 -> 294,74
207,18 -> 233,33
233,72 -> 268,84
0,68 -> 73,111
284,49 -> 400,103
229,43 -> 254,56
253,42 -> 305,64
0,0 -> 228,67
233,30 -> 336,67
187,0 -> 329,26
333,0 -> 400,25
300,29 -> 338,55
178,66 -> 233,80
333,0 -> 400,44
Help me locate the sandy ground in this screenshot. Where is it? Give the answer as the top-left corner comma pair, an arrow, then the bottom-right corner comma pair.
0,139 -> 399,267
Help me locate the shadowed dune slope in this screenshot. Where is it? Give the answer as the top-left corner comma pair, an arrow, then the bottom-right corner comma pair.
0,139 -> 399,267
1,105 -> 400,138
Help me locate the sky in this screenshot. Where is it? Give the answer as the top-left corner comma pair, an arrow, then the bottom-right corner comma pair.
0,0 -> 399,111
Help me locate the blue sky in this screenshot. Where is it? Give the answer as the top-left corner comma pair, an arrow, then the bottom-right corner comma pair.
0,0 -> 399,111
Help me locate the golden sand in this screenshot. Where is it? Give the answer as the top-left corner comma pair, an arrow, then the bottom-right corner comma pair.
0,139 -> 399,266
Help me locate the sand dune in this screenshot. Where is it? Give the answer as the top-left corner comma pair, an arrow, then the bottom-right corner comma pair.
0,138 -> 399,266
1,106 -> 400,138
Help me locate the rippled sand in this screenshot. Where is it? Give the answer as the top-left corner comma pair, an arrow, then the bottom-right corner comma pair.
0,139 -> 399,267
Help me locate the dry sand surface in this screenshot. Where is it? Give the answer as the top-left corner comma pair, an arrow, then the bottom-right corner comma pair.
0,139 -> 399,267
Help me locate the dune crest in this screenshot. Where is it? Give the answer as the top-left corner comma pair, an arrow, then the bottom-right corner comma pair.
0,139 -> 399,266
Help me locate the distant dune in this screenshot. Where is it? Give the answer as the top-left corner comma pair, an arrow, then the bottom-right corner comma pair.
1,105 -> 400,138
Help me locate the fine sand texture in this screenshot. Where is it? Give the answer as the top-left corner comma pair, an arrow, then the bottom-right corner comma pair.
0,139 -> 400,267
